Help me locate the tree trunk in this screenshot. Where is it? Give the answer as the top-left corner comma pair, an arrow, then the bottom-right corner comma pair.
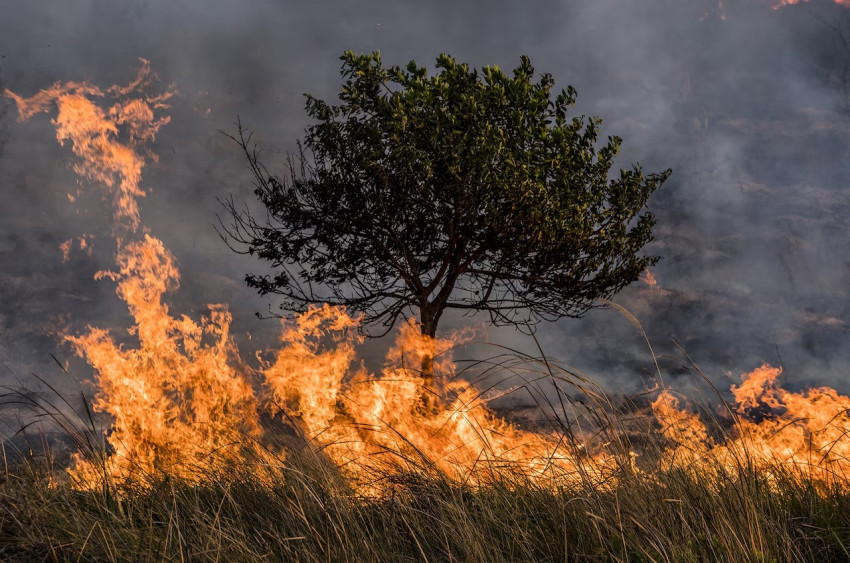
417,304 -> 439,414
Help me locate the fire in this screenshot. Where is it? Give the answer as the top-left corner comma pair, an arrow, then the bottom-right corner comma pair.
642,269 -> 658,290
652,391 -> 710,470
5,59 -> 173,234
653,364 -> 850,486
772,0 -> 850,8
7,61 -> 620,492
59,239 -> 72,263
263,310 -> 619,489
7,62 -> 260,489
9,60 -> 850,495
65,236 -> 261,488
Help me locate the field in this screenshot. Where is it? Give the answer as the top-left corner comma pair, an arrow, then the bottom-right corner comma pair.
3,398 -> 850,562
5,12 -> 850,561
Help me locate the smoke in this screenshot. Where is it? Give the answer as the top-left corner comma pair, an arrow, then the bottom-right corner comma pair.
0,0 -> 849,404
568,0 -> 850,395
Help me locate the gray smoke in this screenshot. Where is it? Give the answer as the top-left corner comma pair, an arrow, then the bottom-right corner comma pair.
0,0 -> 849,411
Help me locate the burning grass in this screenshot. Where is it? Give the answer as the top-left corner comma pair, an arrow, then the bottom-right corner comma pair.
5,57 -> 850,561
2,386 -> 850,562
5,302 -> 850,560
4,322 -> 850,561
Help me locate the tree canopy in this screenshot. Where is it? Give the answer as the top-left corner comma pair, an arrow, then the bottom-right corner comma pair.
223,51 -> 671,340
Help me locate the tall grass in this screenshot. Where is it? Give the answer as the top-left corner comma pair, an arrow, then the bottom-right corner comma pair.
2,444 -> 849,561
1,354 -> 849,561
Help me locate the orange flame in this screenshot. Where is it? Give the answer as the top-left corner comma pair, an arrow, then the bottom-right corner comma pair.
59,239 -> 72,263
642,269 -> 658,290
7,62 -> 261,489
262,310 -> 619,489
652,391 -> 710,470
5,59 -> 173,234
653,364 -> 850,486
12,60 -> 850,495
772,0 -> 850,8
66,237 -> 261,487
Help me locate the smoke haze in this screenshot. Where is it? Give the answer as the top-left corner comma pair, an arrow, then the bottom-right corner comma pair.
1,0 -> 850,405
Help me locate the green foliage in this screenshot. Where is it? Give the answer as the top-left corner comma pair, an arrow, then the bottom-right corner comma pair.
224,52 -> 671,336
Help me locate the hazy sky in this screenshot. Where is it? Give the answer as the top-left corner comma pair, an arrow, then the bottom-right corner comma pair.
1,0 -> 850,404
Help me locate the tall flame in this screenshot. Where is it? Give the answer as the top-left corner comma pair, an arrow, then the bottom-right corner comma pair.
6,61 -> 261,489
65,236 -> 261,487
262,310 -> 618,489
9,61 -> 850,494
6,60 -> 171,234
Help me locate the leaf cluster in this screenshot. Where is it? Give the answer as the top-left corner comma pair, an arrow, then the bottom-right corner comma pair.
223,51 -> 670,335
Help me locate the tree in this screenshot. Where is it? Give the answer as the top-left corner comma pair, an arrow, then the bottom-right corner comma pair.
223,51 -> 670,372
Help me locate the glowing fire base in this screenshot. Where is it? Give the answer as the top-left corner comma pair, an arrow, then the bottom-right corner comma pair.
7,61 -> 850,496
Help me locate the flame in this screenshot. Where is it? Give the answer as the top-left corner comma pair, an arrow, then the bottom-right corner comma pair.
262,310 -> 619,490
652,391 -> 710,470
59,239 -> 72,263
5,59 -> 173,234
642,269 -> 658,290
11,60 -> 850,495
772,0 -> 850,8
65,236 -> 261,488
653,364 -> 850,486
7,62 -> 261,489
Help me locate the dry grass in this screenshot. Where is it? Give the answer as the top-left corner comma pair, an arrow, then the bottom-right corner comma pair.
1,344 -> 849,562
1,410 -> 849,562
